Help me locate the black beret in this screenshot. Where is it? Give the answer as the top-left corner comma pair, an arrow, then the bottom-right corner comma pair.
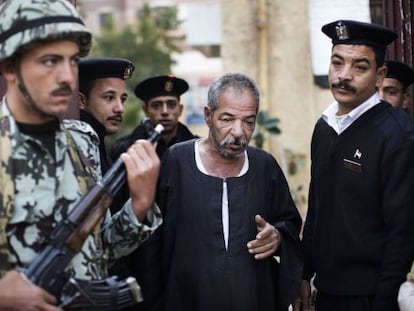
321,20 -> 397,50
385,61 -> 414,88
134,75 -> 189,102
78,57 -> 135,86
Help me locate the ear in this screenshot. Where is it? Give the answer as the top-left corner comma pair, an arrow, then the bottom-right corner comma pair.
143,102 -> 149,115
204,106 -> 212,127
178,103 -> 184,116
0,60 -> 16,83
402,92 -> 411,110
78,92 -> 87,109
375,66 -> 387,89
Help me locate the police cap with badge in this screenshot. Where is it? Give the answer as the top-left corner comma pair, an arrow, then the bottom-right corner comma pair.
321,19 -> 397,51
384,61 -> 414,89
78,57 -> 135,87
134,75 -> 189,102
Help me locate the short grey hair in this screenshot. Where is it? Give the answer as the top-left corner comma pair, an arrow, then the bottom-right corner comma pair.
207,73 -> 260,112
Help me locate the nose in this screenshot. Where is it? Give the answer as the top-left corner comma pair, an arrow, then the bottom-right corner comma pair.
58,61 -> 76,84
161,102 -> 169,114
231,119 -> 244,137
338,64 -> 352,81
114,99 -> 125,114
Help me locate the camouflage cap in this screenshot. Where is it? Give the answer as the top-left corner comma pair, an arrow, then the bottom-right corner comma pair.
0,0 -> 92,62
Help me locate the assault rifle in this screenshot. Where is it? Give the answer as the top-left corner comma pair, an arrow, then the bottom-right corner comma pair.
24,123 -> 164,310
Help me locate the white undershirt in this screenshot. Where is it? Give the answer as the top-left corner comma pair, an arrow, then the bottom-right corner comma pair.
322,92 -> 380,134
195,140 -> 249,250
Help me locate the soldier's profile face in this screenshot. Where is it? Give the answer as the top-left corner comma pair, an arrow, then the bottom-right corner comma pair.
7,40 -> 80,123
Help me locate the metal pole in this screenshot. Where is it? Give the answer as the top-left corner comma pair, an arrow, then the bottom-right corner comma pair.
257,0 -> 269,112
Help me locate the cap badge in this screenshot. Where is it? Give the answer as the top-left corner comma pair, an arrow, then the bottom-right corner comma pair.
165,80 -> 173,92
124,66 -> 133,79
335,22 -> 349,40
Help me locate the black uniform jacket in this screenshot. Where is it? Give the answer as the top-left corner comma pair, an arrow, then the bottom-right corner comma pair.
302,102 -> 414,311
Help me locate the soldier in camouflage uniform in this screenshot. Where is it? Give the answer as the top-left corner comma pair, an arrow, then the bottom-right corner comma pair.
0,1 -> 162,310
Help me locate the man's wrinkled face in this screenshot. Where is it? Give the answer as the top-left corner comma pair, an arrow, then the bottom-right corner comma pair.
205,88 -> 256,159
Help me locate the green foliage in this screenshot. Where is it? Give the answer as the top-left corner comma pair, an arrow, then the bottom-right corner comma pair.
151,5 -> 181,30
88,3 -> 185,147
90,3 -> 184,89
253,110 -> 281,148
284,148 -> 307,176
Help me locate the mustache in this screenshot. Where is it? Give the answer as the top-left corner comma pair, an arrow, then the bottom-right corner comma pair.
107,114 -> 123,123
331,80 -> 357,93
51,84 -> 73,96
222,137 -> 248,147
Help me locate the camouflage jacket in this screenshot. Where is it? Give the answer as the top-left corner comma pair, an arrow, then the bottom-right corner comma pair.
0,96 -> 162,279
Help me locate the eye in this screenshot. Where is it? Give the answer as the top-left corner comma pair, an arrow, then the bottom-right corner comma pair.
71,56 -> 80,66
243,120 -> 255,129
355,65 -> 367,72
42,57 -> 58,67
104,95 -> 114,101
331,59 -> 342,67
150,102 -> 162,109
383,87 -> 398,96
166,101 -> 178,109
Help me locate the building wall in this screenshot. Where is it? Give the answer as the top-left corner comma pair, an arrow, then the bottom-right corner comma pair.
78,0 -> 142,33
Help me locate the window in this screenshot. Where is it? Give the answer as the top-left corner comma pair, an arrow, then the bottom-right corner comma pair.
99,12 -> 114,30
370,0 -> 383,25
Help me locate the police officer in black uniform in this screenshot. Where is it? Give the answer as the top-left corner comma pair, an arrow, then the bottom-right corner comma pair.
78,57 -> 135,175
380,60 -> 414,111
110,74 -> 197,160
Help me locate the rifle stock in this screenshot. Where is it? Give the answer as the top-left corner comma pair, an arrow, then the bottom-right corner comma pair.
24,123 -> 164,308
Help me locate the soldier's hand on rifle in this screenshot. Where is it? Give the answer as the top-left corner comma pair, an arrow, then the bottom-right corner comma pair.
0,270 -> 63,311
121,139 -> 160,222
